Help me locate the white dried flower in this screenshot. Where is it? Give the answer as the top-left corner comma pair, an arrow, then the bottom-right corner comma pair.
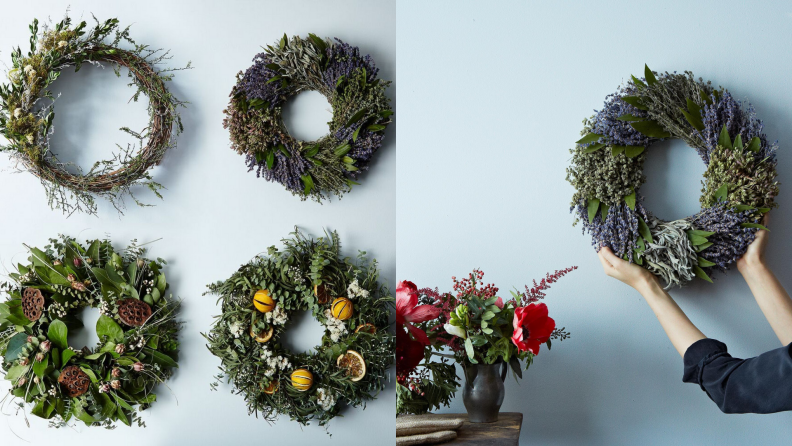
228,321 -> 244,338
316,387 -> 336,411
346,279 -> 369,300
23,65 -> 33,74
13,108 -> 22,118
264,304 -> 288,326
26,135 -> 34,143
58,40 -> 68,48
323,309 -> 348,342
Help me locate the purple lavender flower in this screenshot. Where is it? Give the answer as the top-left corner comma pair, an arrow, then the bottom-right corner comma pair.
246,142 -> 311,194
692,203 -> 756,272
573,199 -> 650,261
333,124 -> 385,176
587,84 -> 652,148
323,38 -> 379,88
240,53 -> 288,107
698,91 -> 776,163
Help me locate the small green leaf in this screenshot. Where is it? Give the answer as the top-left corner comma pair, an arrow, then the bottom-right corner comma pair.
699,90 -> 712,105
693,265 -> 713,283
334,144 -> 351,157
695,242 -> 714,252
638,217 -> 653,244
621,96 -> 648,110
733,134 -> 744,151
588,198 -> 600,223
714,183 -> 729,201
644,64 -> 657,86
279,33 -> 287,50
304,145 -> 320,158
631,75 -> 646,89
687,229 -> 715,237
352,126 -> 361,142
265,75 -> 281,85
601,203 -> 610,221
624,146 -> 645,158
741,223 -> 769,231
96,315 -> 123,343
680,108 -> 705,132
61,349 -> 76,368
583,142 -> 605,154
758,207 -> 770,213
301,174 -> 314,196
611,145 -> 625,157
346,108 -> 368,126
47,320 -> 68,350
624,189 -> 636,210
732,204 -> 755,212
718,125 -> 732,149
747,137 -> 761,153
576,133 -> 604,145
464,337 -> 476,363
266,150 -> 275,169
630,120 -> 671,138
688,234 -> 709,246
698,257 -> 716,268
616,114 -> 646,122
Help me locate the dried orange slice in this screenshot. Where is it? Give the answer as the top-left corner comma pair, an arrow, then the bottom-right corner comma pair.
250,325 -> 274,343
355,323 -> 376,334
313,283 -> 330,304
261,380 -> 279,395
336,350 -> 366,382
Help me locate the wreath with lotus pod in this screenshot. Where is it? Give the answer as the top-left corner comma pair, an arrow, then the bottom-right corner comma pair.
223,33 -> 393,201
0,236 -> 181,428
204,229 -> 394,428
0,14 -> 188,215
567,65 -> 778,287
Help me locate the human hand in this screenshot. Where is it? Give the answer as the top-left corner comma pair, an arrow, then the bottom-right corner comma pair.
597,245 -> 656,291
736,214 -> 769,274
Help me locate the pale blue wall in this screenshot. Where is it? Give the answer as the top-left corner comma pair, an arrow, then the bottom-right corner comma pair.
396,1 -> 792,445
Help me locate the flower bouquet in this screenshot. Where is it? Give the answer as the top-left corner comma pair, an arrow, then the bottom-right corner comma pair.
396,267 -> 575,422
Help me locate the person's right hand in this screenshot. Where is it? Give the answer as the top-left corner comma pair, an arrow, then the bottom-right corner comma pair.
736,214 -> 769,274
598,245 -> 656,290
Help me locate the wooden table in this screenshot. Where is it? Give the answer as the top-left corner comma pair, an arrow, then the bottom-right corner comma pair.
400,413 -> 523,446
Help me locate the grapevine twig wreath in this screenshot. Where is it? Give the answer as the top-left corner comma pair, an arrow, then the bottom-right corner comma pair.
223,34 -> 393,201
0,236 -> 181,428
204,229 -> 394,428
567,65 -> 778,287
0,14 -> 189,216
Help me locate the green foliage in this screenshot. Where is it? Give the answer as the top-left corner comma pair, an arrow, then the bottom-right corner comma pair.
0,235 -> 181,429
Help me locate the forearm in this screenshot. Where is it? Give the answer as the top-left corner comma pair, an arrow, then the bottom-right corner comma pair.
636,278 -> 706,357
739,262 -> 792,345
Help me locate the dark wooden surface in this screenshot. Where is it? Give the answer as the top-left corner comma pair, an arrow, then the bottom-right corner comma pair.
405,413 -> 523,446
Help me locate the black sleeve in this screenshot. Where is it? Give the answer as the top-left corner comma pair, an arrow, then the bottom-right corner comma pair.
682,338 -> 792,414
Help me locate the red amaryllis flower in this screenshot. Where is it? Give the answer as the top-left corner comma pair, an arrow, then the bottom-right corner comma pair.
511,303 -> 555,355
396,328 -> 426,383
396,280 -> 441,345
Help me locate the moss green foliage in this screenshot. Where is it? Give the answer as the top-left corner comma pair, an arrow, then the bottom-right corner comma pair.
203,229 -> 394,429
0,14 -> 190,215
0,236 -> 181,428
701,144 -> 779,216
567,117 -> 647,212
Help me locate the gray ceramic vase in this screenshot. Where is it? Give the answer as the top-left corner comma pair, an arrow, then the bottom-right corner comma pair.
462,361 -> 507,423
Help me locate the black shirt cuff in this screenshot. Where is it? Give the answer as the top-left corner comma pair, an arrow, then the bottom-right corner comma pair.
682,338 -> 729,387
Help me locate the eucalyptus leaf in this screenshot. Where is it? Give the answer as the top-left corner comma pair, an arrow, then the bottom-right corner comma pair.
630,120 -> 671,138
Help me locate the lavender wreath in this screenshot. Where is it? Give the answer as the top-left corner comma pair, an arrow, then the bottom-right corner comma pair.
567,65 -> 779,287
223,34 -> 393,202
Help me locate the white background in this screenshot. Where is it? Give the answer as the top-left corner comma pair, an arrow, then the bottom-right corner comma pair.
0,1 -> 395,445
397,1 -> 792,445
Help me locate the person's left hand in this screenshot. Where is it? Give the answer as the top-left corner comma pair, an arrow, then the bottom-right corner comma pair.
598,245 -> 656,290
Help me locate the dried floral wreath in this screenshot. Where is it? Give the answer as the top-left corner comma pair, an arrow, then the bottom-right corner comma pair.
567,65 -> 778,288
204,229 -> 394,429
0,14 -> 189,215
0,236 -> 181,428
223,34 -> 393,201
